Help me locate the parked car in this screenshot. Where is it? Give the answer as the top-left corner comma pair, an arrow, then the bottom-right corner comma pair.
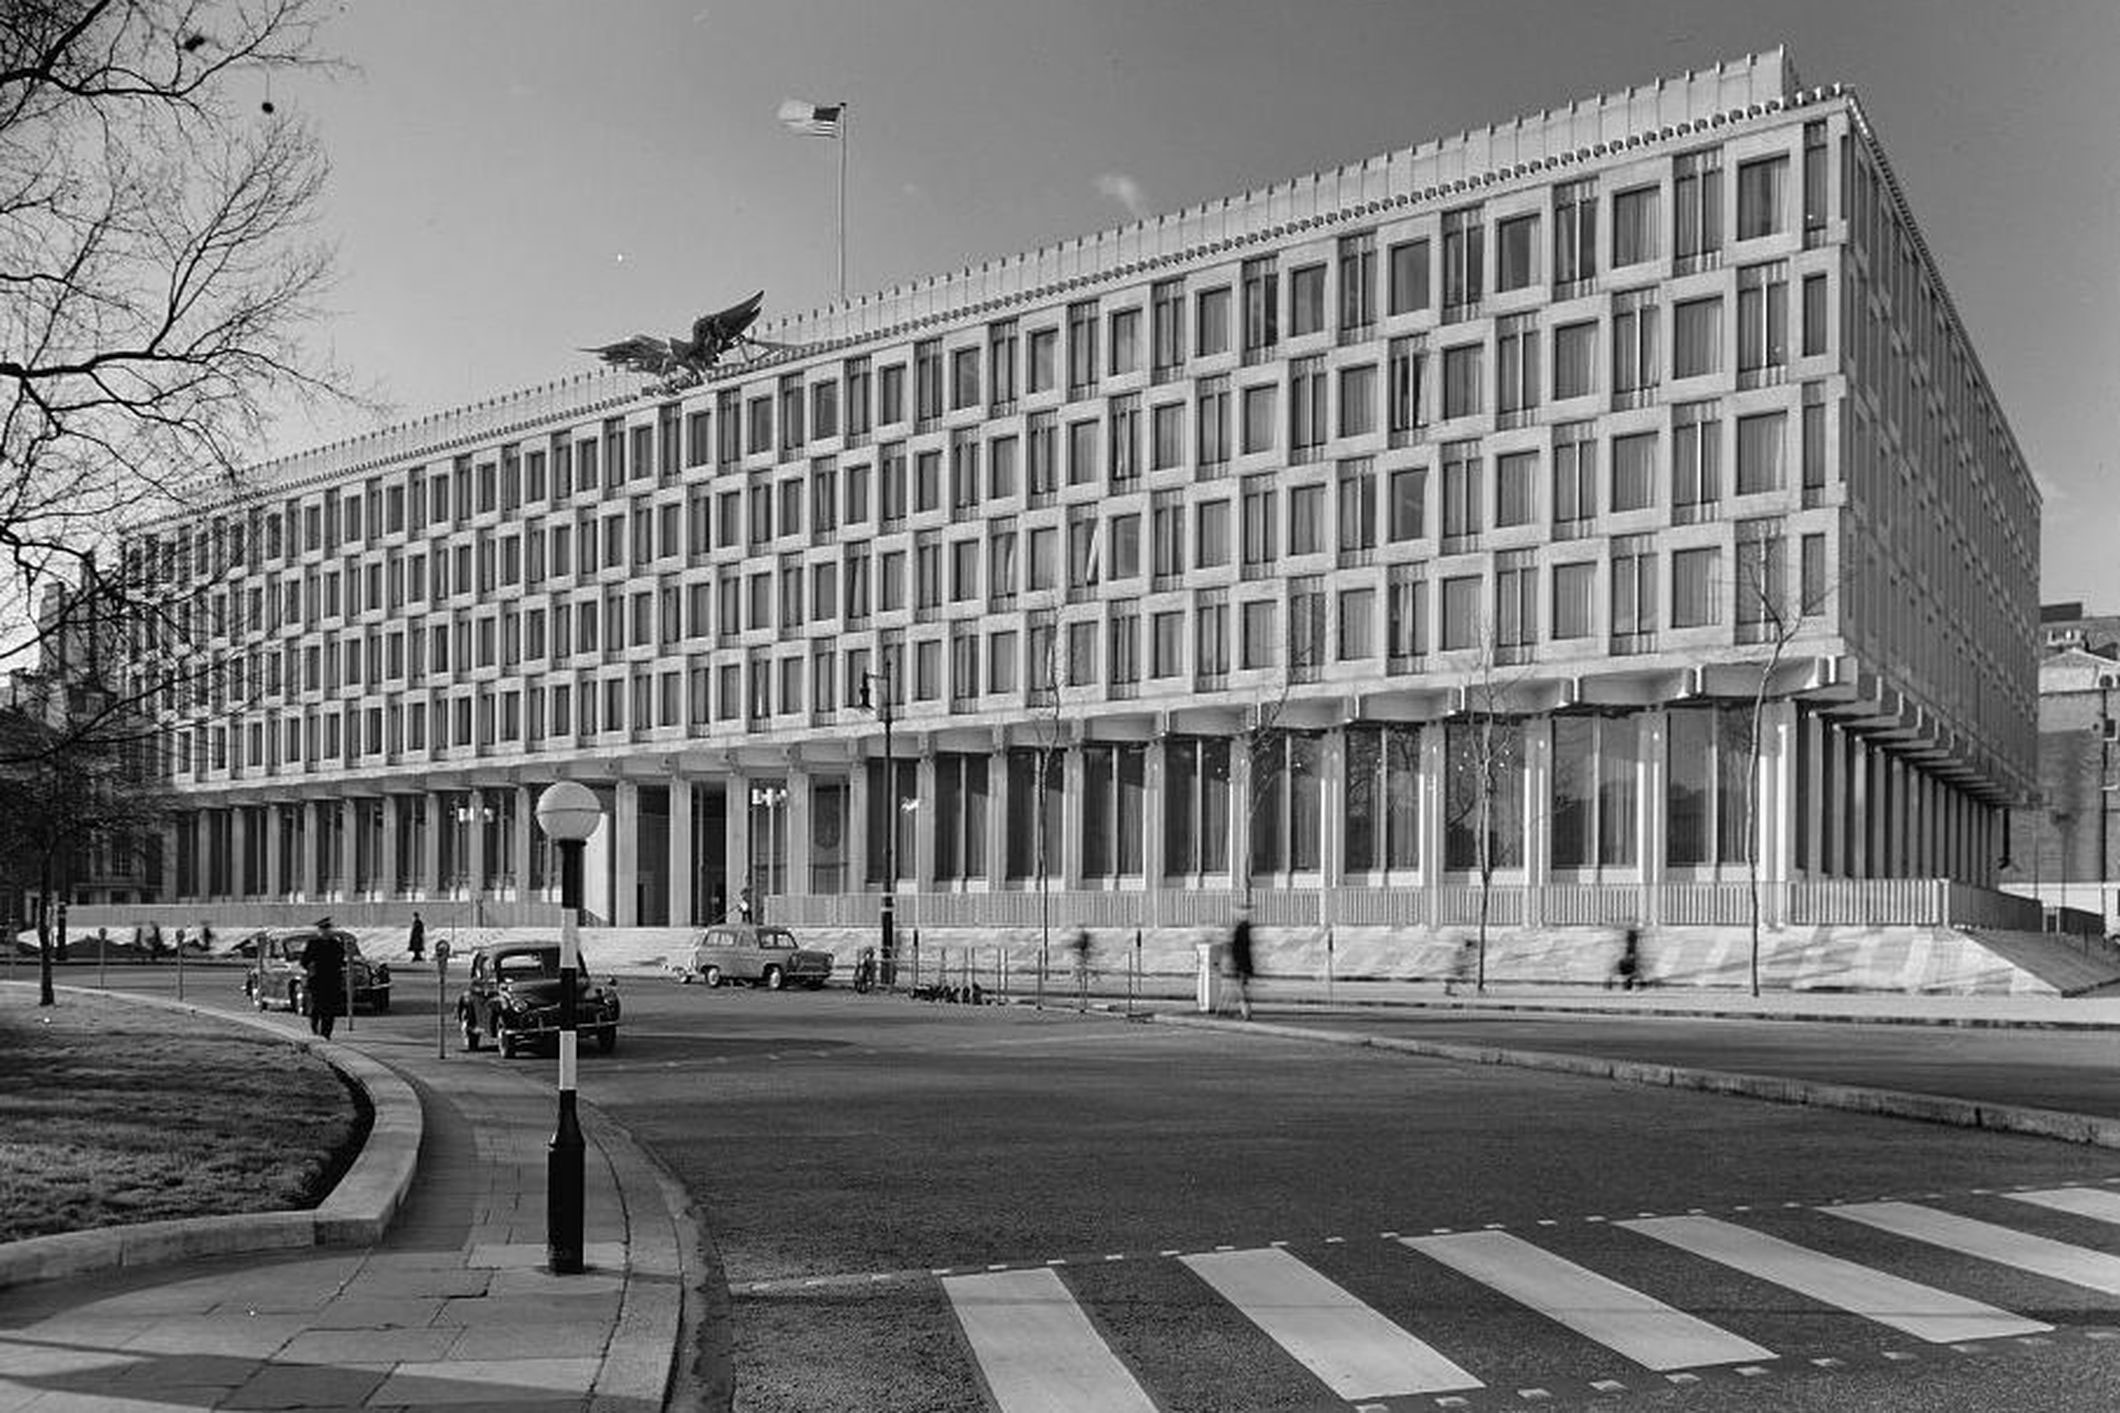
687,924 -> 833,989
242,928 -> 391,1013
456,942 -> 620,1058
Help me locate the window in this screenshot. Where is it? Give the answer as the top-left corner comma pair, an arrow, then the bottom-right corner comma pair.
1442,344 -> 1482,419
1735,410 -> 1787,494
950,346 -> 980,409
1240,599 -> 1276,668
1736,155 -> 1789,240
1336,458 -> 1376,555
1612,290 -> 1659,397
1388,238 -> 1430,314
1163,737 -> 1232,877
1441,207 -> 1483,312
989,319 -> 1018,410
1388,338 -> 1426,436
1803,119 -> 1829,240
1801,531 -> 1826,610
1068,419 -> 1098,486
1611,533 -> 1657,641
1195,286 -> 1231,356
990,433 -> 1019,498
1108,512 -> 1141,580
1027,328 -> 1057,393
1802,384 -> 1827,495
1673,296 -> 1722,378
1241,474 -> 1276,569
1108,395 -> 1140,486
1338,587 -> 1375,660
1611,431 -> 1658,512
1241,258 -> 1277,356
1290,264 -> 1327,337
1152,402 -> 1184,468
1674,149 -> 1722,265
1672,401 -> 1721,518
1496,314 -> 1538,417
879,363 -> 906,423
1389,466 -> 1426,541
1241,384 -> 1276,454
1496,213 -> 1537,291
1151,280 -> 1184,375
1287,484 -> 1324,555
1802,273 -> 1828,357
1289,357 -> 1326,457
1612,185 -> 1658,266
1441,441 -> 1481,545
1387,566 -> 1428,661
915,339 -> 943,423
1151,494 -> 1184,580
1197,375 -> 1231,467
1195,499 -> 1231,566
1495,450 -> 1537,527
1108,307 -> 1140,376
1553,422 -> 1595,530
1495,549 -> 1536,650
1440,575 -> 1481,650
1553,179 -> 1596,290
1338,364 -> 1377,438
1338,234 -> 1376,334
1028,412 -> 1058,495
1551,561 -> 1595,639
1151,610 -> 1184,678
1735,519 -> 1787,638
1552,321 -> 1596,399
1671,546 -> 1721,627
1345,724 -> 1421,872
1737,262 -> 1789,375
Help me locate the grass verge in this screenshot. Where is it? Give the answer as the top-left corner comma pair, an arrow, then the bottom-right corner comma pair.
0,989 -> 370,1243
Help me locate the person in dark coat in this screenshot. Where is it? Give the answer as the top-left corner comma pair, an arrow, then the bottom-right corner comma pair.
300,922 -> 348,1039
1228,908 -> 1255,1020
407,911 -> 426,963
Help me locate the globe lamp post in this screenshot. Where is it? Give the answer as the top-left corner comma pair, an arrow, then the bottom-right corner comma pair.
535,780 -> 602,1274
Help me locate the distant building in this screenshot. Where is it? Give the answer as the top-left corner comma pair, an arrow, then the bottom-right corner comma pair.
114,47 -> 2040,940
2000,606 -> 2120,930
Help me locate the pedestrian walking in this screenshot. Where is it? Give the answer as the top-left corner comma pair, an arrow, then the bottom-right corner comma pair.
1067,924 -> 1092,1009
300,918 -> 348,1040
1227,907 -> 1255,1020
1444,931 -> 1477,996
146,921 -> 164,960
408,910 -> 426,963
1610,924 -> 1642,991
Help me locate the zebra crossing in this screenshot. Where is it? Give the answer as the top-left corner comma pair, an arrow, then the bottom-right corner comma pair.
934,1184 -> 2120,1409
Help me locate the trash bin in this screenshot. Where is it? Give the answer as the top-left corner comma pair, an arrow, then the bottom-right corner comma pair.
1194,939 -> 1232,1013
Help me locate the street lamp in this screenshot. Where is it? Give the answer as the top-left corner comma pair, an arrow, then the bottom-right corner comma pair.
534,780 -> 601,1275
748,783 -> 789,920
857,667 -> 896,982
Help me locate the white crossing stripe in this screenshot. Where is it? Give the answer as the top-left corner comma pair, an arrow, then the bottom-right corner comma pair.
1624,1215 -> 2049,1343
1402,1231 -> 1774,1371
2007,1187 -> 2120,1226
1829,1201 -> 2120,1296
1181,1247 -> 1482,1399
942,1268 -> 1158,1413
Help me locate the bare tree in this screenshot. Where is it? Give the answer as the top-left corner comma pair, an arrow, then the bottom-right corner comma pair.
1726,526 -> 1842,996
1,0 -> 349,730
0,684 -> 172,1005
1442,617 -> 1524,993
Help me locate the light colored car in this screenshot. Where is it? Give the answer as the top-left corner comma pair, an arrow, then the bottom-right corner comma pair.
687,924 -> 833,990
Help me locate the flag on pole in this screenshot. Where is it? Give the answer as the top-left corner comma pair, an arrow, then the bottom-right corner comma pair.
778,98 -> 844,139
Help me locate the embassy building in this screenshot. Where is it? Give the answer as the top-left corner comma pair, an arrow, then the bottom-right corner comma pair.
124,48 -> 2043,951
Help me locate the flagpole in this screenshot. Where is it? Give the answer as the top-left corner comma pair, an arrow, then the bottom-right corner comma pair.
837,103 -> 849,303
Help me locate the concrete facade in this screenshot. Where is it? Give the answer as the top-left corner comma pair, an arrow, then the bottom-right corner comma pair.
125,49 -> 2040,939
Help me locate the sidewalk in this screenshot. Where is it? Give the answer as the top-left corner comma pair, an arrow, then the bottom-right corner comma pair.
0,1015 -> 689,1412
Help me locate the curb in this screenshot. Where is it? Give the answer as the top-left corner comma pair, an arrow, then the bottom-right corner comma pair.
0,984 -> 422,1290
1151,1012 -> 2120,1151
1262,994 -> 2120,1031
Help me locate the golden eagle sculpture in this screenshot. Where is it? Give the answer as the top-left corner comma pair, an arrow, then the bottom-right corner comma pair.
583,291 -> 791,393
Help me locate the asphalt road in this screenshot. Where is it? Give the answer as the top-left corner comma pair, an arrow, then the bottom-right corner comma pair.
55,962 -> 2120,1412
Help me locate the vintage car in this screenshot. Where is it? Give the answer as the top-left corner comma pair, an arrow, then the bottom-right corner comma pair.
456,942 -> 620,1057
242,928 -> 391,1014
687,924 -> 833,989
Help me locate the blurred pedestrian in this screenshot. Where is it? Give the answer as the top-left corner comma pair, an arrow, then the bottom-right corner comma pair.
1067,924 -> 1092,1010
300,920 -> 347,1039
147,921 -> 164,960
1227,907 -> 1255,1020
408,910 -> 426,963
1444,931 -> 1477,996
1610,925 -> 1642,991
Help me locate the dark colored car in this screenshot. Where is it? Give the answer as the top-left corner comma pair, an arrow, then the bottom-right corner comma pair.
242,928 -> 391,1013
687,923 -> 834,989
456,942 -> 620,1058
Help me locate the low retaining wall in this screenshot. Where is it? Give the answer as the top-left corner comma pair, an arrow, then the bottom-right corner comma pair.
0,986 -> 422,1290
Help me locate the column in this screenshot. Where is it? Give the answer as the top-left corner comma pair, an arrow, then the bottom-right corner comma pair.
1765,702 -> 1797,889
1142,736 -> 1166,922
786,763 -> 812,902
337,800 -> 357,901
847,761 -> 870,903
194,810 -> 214,901
986,738 -> 1011,894
1799,710 -> 1825,878
262,812 -> 282,901
614,779 -> 640,927
512,786 -> 534,902
230,807 -> 250,900
1848,739 -> 1870,877
667,776 -> 694,926
301,800 -> 322,899
421,791 -> 444,899
1416,721 -> 1445,886
380,795 -> 400,899
1639,711 -> 1667,923
1520,720 -> 1550,926
1061,743 -> 1085,890
913,750 -> 938,892
724,770 -> 750,914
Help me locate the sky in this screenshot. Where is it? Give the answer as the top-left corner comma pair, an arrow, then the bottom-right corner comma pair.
274,0 -> 2119,607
